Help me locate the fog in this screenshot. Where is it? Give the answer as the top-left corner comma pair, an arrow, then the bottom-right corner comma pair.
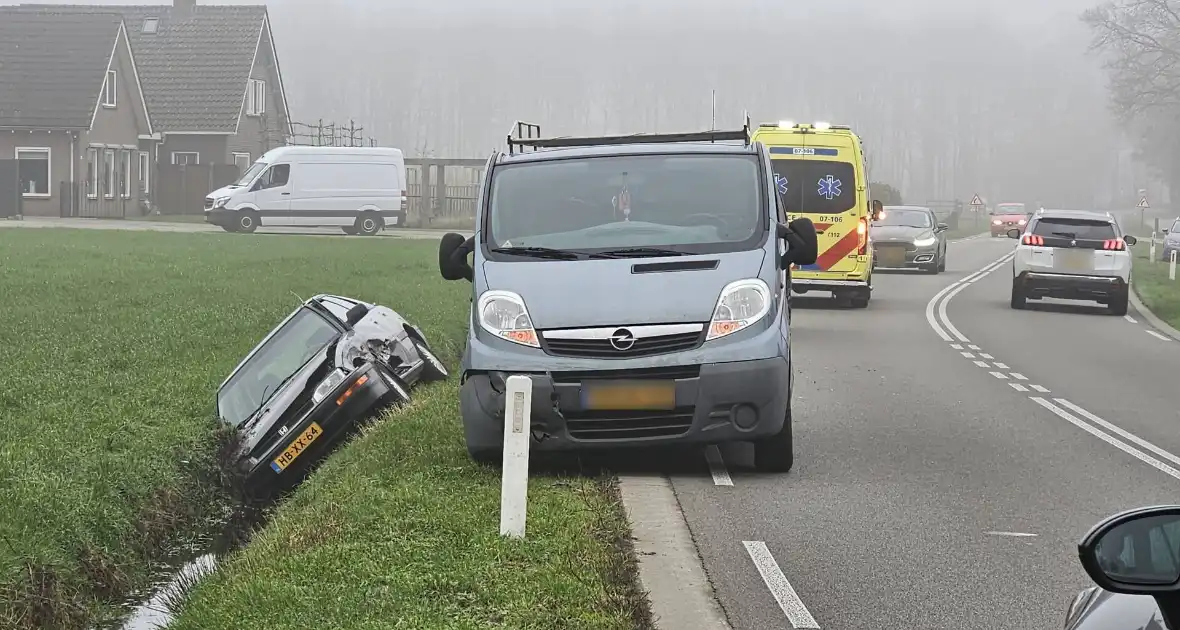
7,0 -> 1159,207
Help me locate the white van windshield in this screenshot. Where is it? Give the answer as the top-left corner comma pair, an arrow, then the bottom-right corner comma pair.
486,154 -> 764,255
233,162 -> 267,186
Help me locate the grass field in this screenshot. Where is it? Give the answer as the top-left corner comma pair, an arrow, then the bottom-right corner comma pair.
0,229 -> 648,629
1131,244 -> 1180,329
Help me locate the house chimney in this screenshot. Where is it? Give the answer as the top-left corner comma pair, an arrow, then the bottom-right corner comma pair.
174,0 -> 195,13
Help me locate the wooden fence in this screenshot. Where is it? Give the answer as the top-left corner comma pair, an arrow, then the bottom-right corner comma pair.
156,163 -> 242,215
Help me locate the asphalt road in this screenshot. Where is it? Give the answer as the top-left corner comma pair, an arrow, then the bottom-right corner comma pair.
670,234 -> 1180,629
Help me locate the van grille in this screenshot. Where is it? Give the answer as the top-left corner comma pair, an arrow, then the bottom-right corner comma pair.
204,197 -> 214,210
550,365 -> 701,383
564,408 -> 694,440
541,331 -> 701,359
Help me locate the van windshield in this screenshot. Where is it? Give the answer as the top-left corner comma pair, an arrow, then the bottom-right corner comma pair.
233,162 -> 267,186
770,159 -> 856,214
485,154 -> 764,255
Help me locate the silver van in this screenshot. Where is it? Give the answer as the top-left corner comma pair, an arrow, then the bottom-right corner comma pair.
437,122 -> 818,472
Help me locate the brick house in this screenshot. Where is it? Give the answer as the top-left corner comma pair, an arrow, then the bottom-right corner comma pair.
0,10 -> 153,217
22,0 -> 293,212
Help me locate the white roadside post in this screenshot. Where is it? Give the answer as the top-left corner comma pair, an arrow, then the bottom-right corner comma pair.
1171,250 -> 1177,281
1151,218 -> 1158,261
500,375 -> 532,538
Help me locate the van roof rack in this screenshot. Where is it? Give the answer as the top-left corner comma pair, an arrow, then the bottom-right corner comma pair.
506,116 -> 753,155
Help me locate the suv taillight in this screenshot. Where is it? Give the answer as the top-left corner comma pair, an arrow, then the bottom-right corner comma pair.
1102,239 -> 1125,250
1022,234 -> 1044,246
857,218 -> 868,255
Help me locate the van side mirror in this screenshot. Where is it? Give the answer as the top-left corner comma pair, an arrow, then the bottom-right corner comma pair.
439,232 -> 474,282
1078,506 -> 1180,629
870,199 -> 883,221
1006,228 -> 1022,239
779,218 -> 818,267
1124,235 -> 1138,246
345,304 -> 369,327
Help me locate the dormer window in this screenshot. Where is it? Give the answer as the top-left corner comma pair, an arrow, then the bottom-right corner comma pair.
142,17 -> 158,33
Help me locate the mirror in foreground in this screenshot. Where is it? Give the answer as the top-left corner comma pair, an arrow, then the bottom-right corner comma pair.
1006,228 -> 1022,239
438,232 -> 474,281
1081,506 -> 1180,589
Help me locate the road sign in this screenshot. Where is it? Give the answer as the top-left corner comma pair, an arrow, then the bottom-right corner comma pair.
1138,196 -> 1150,208
969,194 -> 983,207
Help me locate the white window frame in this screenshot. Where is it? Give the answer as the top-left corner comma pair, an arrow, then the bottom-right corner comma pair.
232,152 -> 251,172
171,152 -> 199,166
138,151 -> 150,194
121,149 -> 132,198
103,149 -> 116,199
14,147 -> 51,198
246,78 -> 265,116
86,148 -> 98,199
102,70 -> 116,108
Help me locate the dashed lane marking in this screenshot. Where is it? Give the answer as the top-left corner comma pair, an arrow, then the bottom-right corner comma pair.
743,541 -> 820,628
704,445 -> 732,486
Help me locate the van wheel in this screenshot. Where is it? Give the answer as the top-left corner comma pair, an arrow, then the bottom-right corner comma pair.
754,404 -> 794,473
355,213 -> 382,236
236,211 -> 258,233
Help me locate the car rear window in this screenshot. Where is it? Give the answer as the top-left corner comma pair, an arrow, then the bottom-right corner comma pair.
770,159 -> 857,214
1031,217 -> 1116,240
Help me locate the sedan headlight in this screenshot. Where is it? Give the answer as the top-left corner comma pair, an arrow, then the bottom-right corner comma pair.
213,196 -> 230,208
913,234 -> 937,247
707,279 -> 770,341
1018,218 -> 1027,225
477,290 -> 539,347
992,219 -> 1002,225
312,368 -> 347,404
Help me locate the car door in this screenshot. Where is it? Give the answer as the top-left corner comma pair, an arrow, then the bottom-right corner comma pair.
252,163 -> 292,226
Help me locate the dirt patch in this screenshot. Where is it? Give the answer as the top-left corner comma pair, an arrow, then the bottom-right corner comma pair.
78,547 -> 131,601
1,562 -> 88,630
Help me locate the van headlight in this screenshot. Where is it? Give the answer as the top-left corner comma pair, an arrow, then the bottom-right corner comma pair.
707,279 -> 770,341
213,196 -> 230,208
913,234 -> 937,247
477,290 -> 539,347
312,368 -> 347,404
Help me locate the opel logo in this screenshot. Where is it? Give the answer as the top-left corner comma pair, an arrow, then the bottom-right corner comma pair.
609,328 -> 635,351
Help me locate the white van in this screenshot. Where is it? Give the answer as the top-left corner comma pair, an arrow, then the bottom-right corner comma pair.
204,146 -> 407,235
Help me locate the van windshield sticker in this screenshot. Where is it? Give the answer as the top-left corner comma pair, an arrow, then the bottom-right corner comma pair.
768,146 -> 839,156
817,175 -> 842,199
775,174 -> 789,195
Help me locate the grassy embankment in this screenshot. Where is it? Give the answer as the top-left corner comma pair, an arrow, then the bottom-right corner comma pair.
1131,243 -> 1180,329
0,229 -> 650,629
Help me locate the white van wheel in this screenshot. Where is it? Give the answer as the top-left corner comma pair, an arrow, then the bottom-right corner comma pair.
237,211 -> 258,233
355,213 -> 382,236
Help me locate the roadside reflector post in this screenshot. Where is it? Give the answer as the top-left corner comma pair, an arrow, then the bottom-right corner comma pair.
1171,251 -> 1177,281
500,375 -> 532,538
1152,217 -> 1160,262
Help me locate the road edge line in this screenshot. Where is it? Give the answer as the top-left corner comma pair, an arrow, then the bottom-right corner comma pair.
617,475 -> 733,630
1128,286 -> 1180,341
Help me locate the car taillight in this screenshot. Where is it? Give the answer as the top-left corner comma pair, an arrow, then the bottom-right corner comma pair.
400,196 -> 408,212
1102,239 -> 1125,250
857,218 -> 868,255
1022,234 -> 1044,246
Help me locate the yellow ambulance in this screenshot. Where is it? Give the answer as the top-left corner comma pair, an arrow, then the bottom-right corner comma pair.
750,121 -> 880,308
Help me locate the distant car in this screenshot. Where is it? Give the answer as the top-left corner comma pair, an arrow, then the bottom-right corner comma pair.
1065,505 -> 1180,629
1159,218 -> 1180,262
871,205 -> 948,273
216,294 -> 448,494
1007,209 -> 1136,315
990,202 -> 1029,237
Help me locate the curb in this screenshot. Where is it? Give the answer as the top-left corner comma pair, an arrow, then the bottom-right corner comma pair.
617,475 -> 732,630
1129,285 -> 1180,341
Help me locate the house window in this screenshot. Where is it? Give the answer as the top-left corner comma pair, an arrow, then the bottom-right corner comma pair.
142,17 -> 158,33
246,78 -> 265,116
138,151 -> 150,194
15,147 -> 50,197
120,149 -> 132,198
103,149 -> 116,198
171,152 -> 199,166
232,152 -> 251,172
86,148 -> 98,198
102,70 -> 116,107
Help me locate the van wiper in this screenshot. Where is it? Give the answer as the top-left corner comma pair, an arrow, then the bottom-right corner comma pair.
491,246 -> 616,260
597,247 -> 687,257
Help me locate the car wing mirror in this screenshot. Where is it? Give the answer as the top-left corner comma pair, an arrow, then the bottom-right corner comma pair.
1079,506 -> 1180,629
439,232 -> 474,281
936,223 -> 948,232
1125,235 -> 1138,246
1006,228 -> 1022,239
778,218 -> 818,267
345,304 -> 370,327
870,199 -> 883,222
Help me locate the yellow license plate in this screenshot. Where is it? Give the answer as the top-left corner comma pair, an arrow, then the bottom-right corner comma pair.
1056,250 -> 1091,271
271,422 -> 323,473
582,381 -> 676,410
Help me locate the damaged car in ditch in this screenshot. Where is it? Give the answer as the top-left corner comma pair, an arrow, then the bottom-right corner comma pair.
216,294 -> 449,494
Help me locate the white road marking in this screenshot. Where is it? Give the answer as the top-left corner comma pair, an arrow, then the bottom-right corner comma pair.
1009,383 -> 1028,391
968,344 -> 981,350
980,353 -> 994,359
704,445 -> 732,486
925,252 -> 1012,342
1030,397 -> 1180,481
1053,399 -> 1180,468
992,362 -> 1009,369
950,343 -> 963,350
961,352 -> 975,358
989,371 -> 1007,379
1124,315 -> 1138,324
1010,373 -> 1028,380
985,531 -> 1038,537
973,360 -> 990,368
1146,329 -> 1172,342
742,541 -> 820,628
1030,384 -> 1050,393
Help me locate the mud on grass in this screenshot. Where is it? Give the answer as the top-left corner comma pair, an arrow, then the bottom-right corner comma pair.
0,228 -> 468,629
167,376 -> 654,630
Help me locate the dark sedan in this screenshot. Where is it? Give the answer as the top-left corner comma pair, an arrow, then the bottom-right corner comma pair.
871,205 -> 948,273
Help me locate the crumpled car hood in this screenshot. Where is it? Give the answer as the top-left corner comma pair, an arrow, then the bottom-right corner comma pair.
238,345 -> 334,456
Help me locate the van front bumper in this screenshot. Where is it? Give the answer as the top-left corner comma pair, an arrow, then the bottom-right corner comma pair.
205,209 -> 231,226
458,356 -> 790,453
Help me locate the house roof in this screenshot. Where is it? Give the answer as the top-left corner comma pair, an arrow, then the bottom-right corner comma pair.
0,10 -> 125,129
19,4 -> 270,133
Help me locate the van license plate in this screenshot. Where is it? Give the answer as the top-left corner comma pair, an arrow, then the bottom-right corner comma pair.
582,381 -> 676,410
